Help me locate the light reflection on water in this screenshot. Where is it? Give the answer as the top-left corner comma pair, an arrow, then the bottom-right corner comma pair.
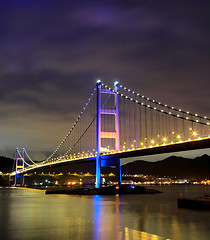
125,228 -> 171,240
0,185 -> 209,240
93,193 -> 171,240
94,194 -> 123,240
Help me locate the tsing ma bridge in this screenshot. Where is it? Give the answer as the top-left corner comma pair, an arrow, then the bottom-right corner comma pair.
12,81 -> 210,187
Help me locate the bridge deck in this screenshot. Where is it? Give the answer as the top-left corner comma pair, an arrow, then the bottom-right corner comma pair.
101,138 -> 210,159
15,138 -> 210,175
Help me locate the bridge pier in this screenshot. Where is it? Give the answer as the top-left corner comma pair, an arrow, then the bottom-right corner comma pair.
14,174 -> 25,186
101,158 -> 121,188
96,156 -> 101,188
96,157 -> 122,188
116,158 -> 122,189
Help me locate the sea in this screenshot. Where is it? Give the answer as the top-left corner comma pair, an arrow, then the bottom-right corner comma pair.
0,185 -> 209,240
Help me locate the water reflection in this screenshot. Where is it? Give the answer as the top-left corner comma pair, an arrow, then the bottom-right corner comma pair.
93,194 -> 171,240
94,194 -> 123,240
0,188 -> 95,239
125,227 -> 171,240
0,186 -> 209,240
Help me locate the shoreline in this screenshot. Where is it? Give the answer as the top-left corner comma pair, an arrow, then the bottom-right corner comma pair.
45,185 -> 162,195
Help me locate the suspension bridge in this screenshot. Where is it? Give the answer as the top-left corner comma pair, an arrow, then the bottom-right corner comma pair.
12,81 -> 210,187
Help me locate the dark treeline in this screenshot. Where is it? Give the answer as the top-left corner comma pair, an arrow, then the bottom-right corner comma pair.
0,156 -> 14,173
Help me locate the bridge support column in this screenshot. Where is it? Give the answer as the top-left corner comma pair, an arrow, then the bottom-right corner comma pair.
116,158 -> 122,189
95,80 -> 122,188
96,156 -> 101,188
114,82 -> 121,188
96,80 -> 102,188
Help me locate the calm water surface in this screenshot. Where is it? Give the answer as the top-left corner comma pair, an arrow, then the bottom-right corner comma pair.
0,185 -> 210,240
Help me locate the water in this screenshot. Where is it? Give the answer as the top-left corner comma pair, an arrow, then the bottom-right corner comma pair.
0,185 -> 209,240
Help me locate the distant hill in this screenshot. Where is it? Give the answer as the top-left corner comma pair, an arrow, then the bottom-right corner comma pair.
38,154 -> 210,179
121,154 -> 210,179
0,156 -> 15,173
1,154 -> 210,179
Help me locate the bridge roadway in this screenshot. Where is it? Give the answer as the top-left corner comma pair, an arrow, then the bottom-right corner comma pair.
17,137 -> 210,174
102,137 -> 210,159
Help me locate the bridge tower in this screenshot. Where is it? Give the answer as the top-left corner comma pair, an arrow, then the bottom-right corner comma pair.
14,148 -> 25,186
96,80 -> 121,188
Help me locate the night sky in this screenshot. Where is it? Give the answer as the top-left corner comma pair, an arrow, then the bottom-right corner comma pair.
1,1 -> 210,160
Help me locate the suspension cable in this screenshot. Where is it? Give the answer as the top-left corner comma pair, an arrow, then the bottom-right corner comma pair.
101,84 -> 209,126
64,116 -> 96,156
118,84 -> 210,121
24,149 -> 38,165
42,87 -> 97,163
